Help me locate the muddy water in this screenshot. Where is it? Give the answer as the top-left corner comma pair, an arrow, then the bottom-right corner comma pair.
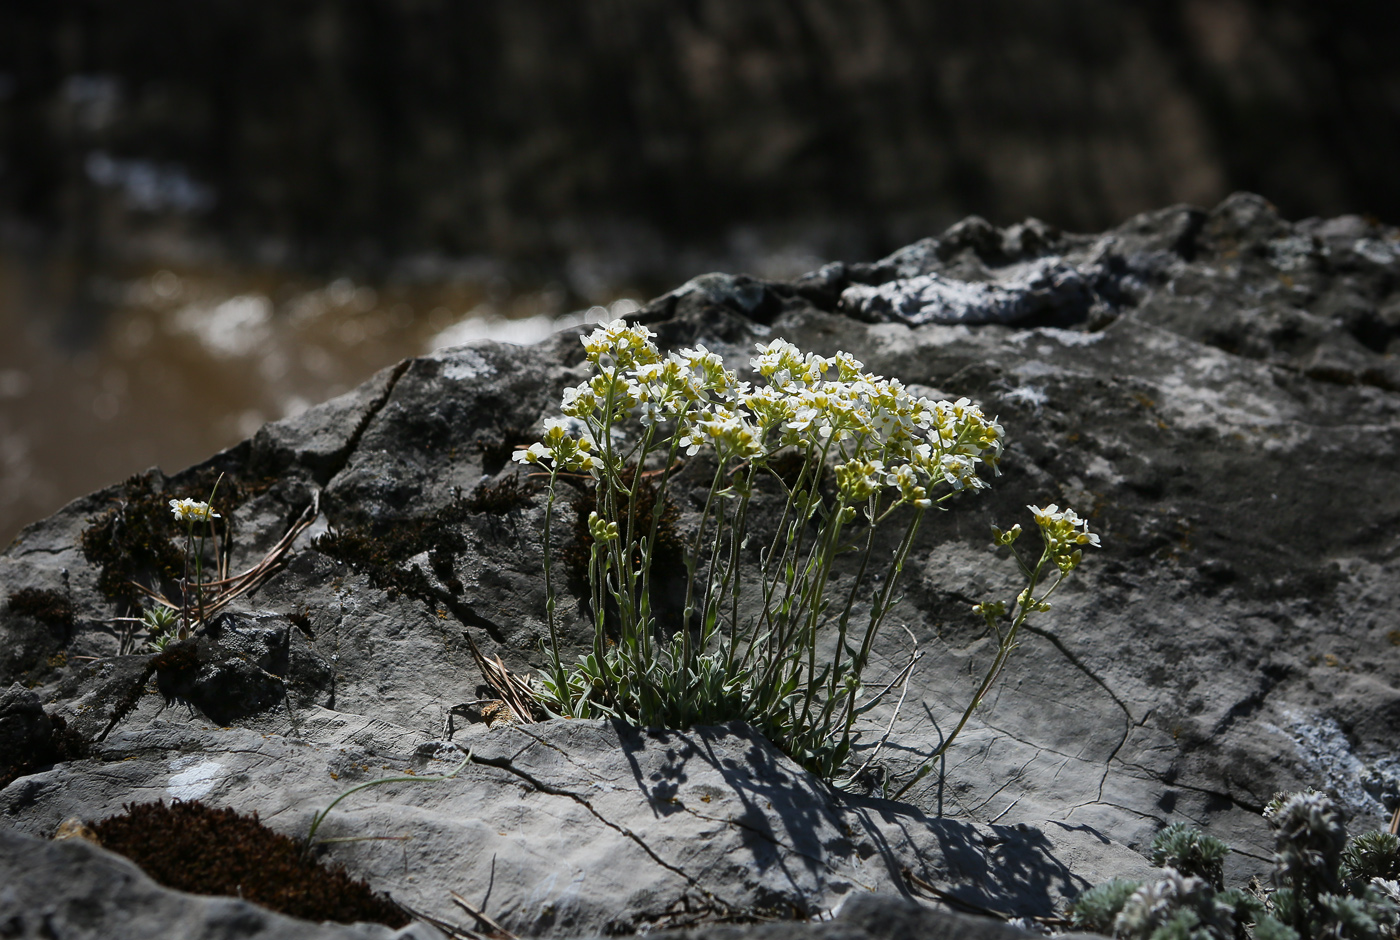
0,257 -> 641,550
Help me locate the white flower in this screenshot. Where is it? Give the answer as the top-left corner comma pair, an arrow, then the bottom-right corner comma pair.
169,498 -> 220,523
939,454 -> 983,491
560,382 -> 599,418
1027,503 -> 1101,566
581,319 -> 660,370
512,442 -> 550,465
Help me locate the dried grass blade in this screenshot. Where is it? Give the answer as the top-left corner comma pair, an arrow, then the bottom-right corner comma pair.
450,890 -> 517,940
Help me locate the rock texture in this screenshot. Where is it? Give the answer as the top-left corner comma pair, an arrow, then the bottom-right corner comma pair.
3,193 -> 1400,937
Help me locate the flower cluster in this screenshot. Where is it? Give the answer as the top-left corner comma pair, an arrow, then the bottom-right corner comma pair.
1028,503 -> 1101,573
519,319 -> 1104,787
518,322 -> 1006,508
512,421 -> 600,474
169,498 -> 220,523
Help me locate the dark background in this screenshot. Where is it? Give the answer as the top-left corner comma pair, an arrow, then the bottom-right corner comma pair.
1,0 -> 1399,547
5,1 -> 1399,280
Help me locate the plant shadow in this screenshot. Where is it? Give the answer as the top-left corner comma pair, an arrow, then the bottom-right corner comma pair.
612,719 -> 1094,918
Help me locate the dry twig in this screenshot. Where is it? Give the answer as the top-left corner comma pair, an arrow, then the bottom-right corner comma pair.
461,630 -> 539,724
450,891 -> 518,940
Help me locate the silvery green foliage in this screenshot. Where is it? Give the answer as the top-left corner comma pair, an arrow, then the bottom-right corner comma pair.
1072,794 -> 1399,940
1270,792 -> 1348,903
1070,878 -> 1143,933
1264,792 -> 1398,940
1153,822 -> 1233,890
1254,914 -> 1302,940
1113,869 -> 1238,940
1341,833 -> 1400,893
1317,892 -> 1398,940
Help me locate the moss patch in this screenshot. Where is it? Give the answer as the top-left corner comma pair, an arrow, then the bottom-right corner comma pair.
78,469 -> 275,610
313,501 -> 473,601
462,474 -> 537,514
560,468 -> 685,609
0,712 -> 86,790
6,588 -> 74,632
313,478 -> 533,600
91,800 -> 408,928
475,425 -> 538,476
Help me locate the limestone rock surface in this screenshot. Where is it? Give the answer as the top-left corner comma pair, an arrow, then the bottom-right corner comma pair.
3,192 -> 1399,937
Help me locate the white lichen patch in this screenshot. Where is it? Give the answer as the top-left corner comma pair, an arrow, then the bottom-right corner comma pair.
1264,710 -> 1398,824
1084,455 -> 1124,485
435,348 -> 499,382
1266,236 -> 1320,272
842,257 -> 1089,326
1009,327 -> 1108,348
167,758 -> 223,801
1001,385 -> 1049,409
1353,238 -> 1398,267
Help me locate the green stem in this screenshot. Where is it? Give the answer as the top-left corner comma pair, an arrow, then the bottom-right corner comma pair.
636,429 -> 686,663
680,459 -> 729,642
794,494 -> 851,732
891,549 -> 1049,801
740,444 -> 816,674
305,752 -> 471,851
541,466 -> 567,692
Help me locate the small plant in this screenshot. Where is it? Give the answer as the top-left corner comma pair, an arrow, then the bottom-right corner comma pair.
1342,832 -> 1400,893
1073,796 -> 1400,940
1154,821 -> 1234,889
142,604 -> 180,652
1112,869 -> 1245,940
169,486 -> 223,634
1072,878 -> 1147,933
118,482 -> 317,647
515,320 -> 1097,783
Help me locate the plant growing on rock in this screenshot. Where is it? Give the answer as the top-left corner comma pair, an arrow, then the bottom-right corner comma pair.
168,490 -> 222,634
1153,821 -> 1234,890
1072,793 -> 1400,940
141,604 -> 180,652
515,319 -> 1097,782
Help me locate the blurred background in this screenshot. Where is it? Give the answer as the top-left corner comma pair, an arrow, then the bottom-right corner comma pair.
2,1 -> 1399,547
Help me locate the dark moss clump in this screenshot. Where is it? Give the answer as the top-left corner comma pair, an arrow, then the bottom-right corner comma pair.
151,640 -> 201,685
0,712 -> 86,790
79,469 -> 275,610
6,588 -> 74,632
79,483 -> 186,609
560,468 -> 684,602
286,608 -> 314,637
313,508 -> 467,601
475,426 -> 539,475
91,800 -> 408,928
462,474 -> 537,514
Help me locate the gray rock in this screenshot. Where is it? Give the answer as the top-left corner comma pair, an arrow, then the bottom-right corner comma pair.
839,258 -> 1095,326
640,893 -> 1105,940
0,826 -> 445,940
0,718 -> 1152,937
0,683 -> 51,758
3,192 -> 1400,937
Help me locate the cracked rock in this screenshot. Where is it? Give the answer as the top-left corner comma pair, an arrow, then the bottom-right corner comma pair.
3,192 -> 1400,937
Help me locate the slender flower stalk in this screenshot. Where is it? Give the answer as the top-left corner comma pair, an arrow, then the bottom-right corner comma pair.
168,476 -> 223,636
